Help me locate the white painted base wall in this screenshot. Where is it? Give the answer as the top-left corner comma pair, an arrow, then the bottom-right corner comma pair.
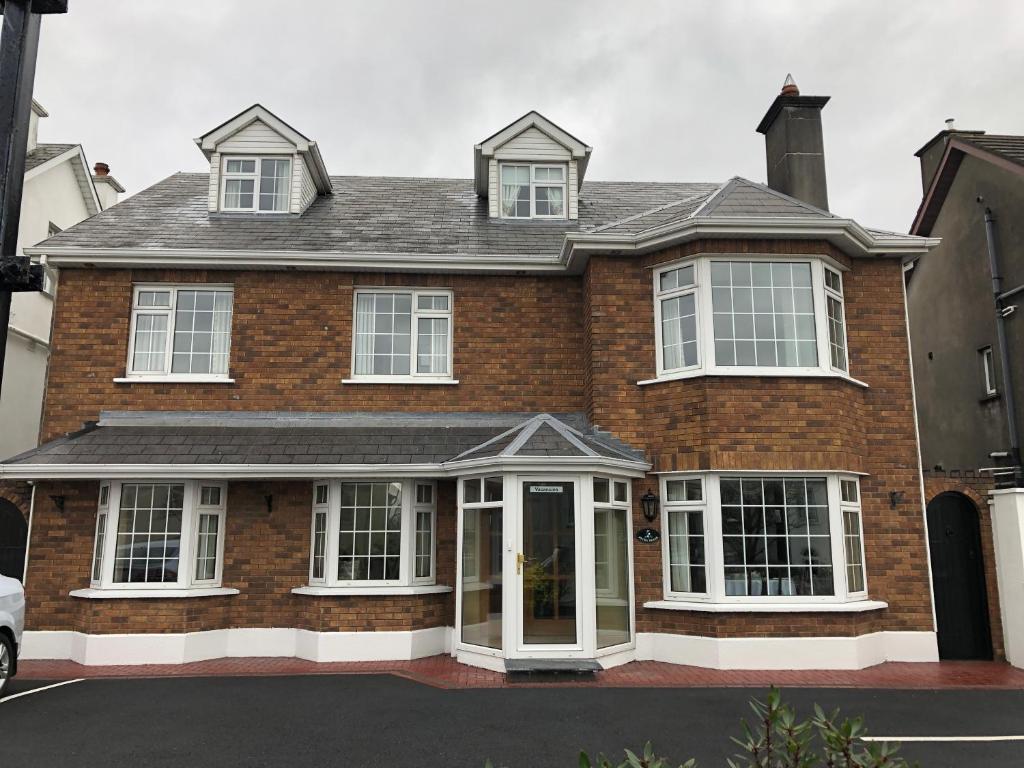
22,626 -> 453,666
634,631 -> 938,670
991,489 -> 1024,669
23,627 -> 937,670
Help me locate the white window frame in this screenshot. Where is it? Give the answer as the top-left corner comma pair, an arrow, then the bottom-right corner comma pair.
348,287 -> 455,383
89,480 -> 228,591
592,476 -> 632,601
308,478 -> 437,589
498,162 -> 568,220
660,475 -> 710,601
840,477 -> 868,599
125,283 -> 235,381
309,482 -> 330,585
660,472 -> 868,605
824,266 -> 850,373
413,481 -> 437,585
219,155 -> 292,213
90,483 -> 111,587
650,255 -> 857,384
980,346 -> 997,396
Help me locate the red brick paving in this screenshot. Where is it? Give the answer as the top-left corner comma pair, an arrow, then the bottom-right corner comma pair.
17,656 -> 1024,690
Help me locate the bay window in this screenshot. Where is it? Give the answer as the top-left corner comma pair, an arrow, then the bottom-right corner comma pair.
499,163 -> 567,219
652,256 -> 853,381
593,477 -> 632,649
88,481 -> 227,591
460,476 -> 504,649
220,156 -> 291,212
661,473 -> 867,604
128,285 -> 234,379
351,288 -> 453,381
306,479 -> 437,588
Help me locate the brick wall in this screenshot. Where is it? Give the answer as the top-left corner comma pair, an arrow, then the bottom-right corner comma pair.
26,239 -> 936,643
24,479 -> 457,634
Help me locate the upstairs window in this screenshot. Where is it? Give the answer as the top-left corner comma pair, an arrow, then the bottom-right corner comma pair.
128,285 -> 234,378
652,256 -> 853,381
499,163 -> 566,219
352,288 -> 453,381
220,156 -> 291,212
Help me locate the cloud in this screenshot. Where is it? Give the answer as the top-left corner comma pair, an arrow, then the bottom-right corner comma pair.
32,0 -> 1024,231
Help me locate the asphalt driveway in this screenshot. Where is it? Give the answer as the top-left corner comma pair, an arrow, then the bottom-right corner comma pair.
2,675 -> 1023,767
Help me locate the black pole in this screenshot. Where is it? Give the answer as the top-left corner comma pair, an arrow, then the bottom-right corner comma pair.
979,200 -> 1023,483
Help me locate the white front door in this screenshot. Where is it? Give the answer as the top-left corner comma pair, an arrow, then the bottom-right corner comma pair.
514,478 -> 585,656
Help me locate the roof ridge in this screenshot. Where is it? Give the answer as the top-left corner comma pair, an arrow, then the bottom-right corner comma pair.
588,192 -> 711,233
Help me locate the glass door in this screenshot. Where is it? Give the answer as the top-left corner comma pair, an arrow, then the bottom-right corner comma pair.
519,481 -> 580,648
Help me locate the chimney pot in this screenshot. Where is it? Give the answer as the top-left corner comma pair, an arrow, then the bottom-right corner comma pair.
94,162 -> 109,177
780,73 -> 800,97
945,118 -> 956,130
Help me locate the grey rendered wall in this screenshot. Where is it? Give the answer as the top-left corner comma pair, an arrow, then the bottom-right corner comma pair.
908,155 -> 1024,471
0,336 -> 47,459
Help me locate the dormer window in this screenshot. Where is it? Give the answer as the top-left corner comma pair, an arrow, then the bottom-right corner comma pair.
499,163 -> 567,219
220,156 -> 291,213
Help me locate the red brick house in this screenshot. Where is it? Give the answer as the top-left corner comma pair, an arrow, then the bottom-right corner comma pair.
0,80 -> 941,671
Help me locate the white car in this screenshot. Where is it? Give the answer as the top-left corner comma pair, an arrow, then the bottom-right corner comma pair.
0,574 -> 25,697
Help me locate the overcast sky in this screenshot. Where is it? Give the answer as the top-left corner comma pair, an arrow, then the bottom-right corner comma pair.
30,0 -> 1024,232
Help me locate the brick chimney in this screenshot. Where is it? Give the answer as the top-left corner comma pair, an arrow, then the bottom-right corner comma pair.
755,74 -> 830,211
92,161 -> 125,210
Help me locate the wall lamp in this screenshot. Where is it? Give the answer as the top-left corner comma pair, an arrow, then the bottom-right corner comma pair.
49,494 -> 65,514
889,490 -> 905,509
264,494 -> 274,515
640,490 -> 659,522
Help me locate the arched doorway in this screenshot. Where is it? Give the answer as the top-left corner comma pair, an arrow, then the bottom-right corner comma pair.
0,499 -> 27,581
926,493 -> 992,659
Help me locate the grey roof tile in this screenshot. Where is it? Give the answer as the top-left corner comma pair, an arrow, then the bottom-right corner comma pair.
24,143 -> 76,173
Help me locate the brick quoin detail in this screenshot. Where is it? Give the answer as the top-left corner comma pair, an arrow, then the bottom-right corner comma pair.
27,238 -> 936,644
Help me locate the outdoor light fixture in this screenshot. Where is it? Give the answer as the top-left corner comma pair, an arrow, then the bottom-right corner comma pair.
49,494 -> 65,513
640,490 -> 659,522
264,494 -> 274,515
889,490 -> 905,509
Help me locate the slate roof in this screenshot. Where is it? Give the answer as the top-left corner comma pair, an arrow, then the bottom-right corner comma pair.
450,414 -> 640,462
24,142 -> 76,172
33,171 -> 822,258
2,411 -> 645,469
958,134 -> 1024,168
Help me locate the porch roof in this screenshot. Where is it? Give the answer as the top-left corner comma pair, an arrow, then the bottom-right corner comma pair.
0,411 -> 647,479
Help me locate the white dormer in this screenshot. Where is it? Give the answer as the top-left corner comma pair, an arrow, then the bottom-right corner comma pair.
195,104 -> 332,214
474,111 -> 592,220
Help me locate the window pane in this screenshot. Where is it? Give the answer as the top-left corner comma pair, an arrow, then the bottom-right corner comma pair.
484,477 -> 503,503
827,295 -> 848,372
170,290 -> 233,375
226,159 -> 256,173
224,178 -> 255,209
137,290 -> 171,308
338,482 -> 402,582
463,478 -> 481,504
194,513 -> 220,581
461,506 -> 503,649
535,186 -> 565,217
200,486 -> 222,506
416,484 -> 433,504
718,476 -> 834,597
613,481 -> 628,503
258,158 -> 290,212
661,293 -> 698,370
668,508 -> 706,593
132,312 -> 169,372
416,317 -> 449,374
112,484 -> 185,584
595,507 -> 631,647
710,261 -> 818,368
354,292 -> 413,376
500,166 -> 530,217
659,265 -> 695,293
91,512 -> 107,582
415,509 -> 433,579
593,478 -> 610,504
311,510 -> 328,580
666,479 -> 702,502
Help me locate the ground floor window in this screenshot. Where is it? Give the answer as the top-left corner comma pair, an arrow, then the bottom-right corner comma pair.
307,478 -> 437,588
661,473 -> 866,603
89,480 -> 227,590
593,477 -> 632,649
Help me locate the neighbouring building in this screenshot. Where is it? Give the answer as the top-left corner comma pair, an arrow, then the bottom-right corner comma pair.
0,79 -> 942,672
907,124 -> 1024,667
0,100 -> 121,581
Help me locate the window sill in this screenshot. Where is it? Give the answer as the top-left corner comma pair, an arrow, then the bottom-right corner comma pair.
642,599 -> 888,613
291,585 -> 453,596
70,587 -> 240,599
637,369 -> 869,388
341,377 -> 459,386
114,376 -> 235,384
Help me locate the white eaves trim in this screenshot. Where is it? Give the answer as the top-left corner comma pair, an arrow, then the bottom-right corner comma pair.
26,218 -> 938,274
0,456 -> 651,481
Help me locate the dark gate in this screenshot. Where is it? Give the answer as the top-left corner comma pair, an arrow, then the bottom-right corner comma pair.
926,493 -> 992,660
0,498 -> 27,581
